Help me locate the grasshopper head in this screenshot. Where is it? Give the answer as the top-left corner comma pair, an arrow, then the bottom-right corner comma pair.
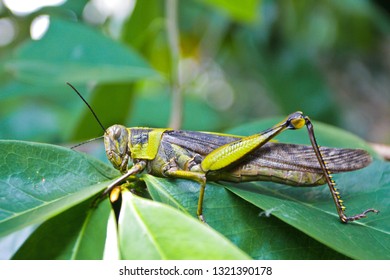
104,125 -> 130,172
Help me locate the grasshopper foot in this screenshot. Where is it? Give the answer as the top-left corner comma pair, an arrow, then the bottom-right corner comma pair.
198,214 -> 207,224
341,208 -> 379,223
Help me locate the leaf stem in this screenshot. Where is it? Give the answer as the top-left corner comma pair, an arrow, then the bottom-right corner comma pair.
166,0 -> 183,129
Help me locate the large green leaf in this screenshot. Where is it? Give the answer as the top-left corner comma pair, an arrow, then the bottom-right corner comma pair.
118,190 -> 250,260
225,159 -> 389,260
5,19 -> 159,85
145,176 -> 349,260
0,140 -> 119,237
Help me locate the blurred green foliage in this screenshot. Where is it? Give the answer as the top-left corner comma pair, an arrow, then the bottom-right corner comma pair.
1,0 -> 390,260
1,0 -> 389,146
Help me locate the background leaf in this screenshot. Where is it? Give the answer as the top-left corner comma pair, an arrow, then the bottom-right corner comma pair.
6,19 -> 159,85
70,83 -> 136,141
197,0 -> 261,23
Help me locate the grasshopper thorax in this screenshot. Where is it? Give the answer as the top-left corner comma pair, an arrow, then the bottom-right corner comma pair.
104,124 -> 130,173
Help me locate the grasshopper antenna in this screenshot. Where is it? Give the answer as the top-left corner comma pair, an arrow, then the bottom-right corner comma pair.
70,136 -> 104,149
66,82 -> 107,135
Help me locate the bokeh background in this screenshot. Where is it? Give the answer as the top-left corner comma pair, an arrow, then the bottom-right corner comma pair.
1,0 -> 389,149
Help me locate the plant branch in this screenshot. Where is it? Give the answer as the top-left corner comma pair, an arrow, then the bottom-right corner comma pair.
370,142 -> 390,161
166,0 -> 182,129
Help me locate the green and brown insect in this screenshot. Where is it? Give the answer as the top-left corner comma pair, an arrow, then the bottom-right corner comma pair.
69,83 -> 379,223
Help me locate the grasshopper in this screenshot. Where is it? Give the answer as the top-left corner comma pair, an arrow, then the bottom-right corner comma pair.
68,83 -> 378,223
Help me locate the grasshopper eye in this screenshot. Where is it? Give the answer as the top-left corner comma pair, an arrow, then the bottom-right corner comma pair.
113,126 -> 122,139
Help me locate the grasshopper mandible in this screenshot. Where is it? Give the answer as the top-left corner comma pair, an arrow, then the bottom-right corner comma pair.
68,83 -> 378,223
